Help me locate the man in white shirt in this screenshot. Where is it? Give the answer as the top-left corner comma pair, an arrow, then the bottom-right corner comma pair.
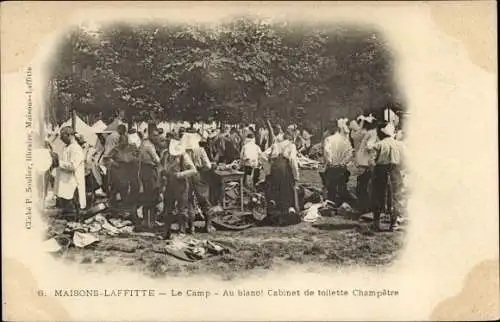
54,126 -> 86,215
323,120 -> 355,207
240,132 -> 264,189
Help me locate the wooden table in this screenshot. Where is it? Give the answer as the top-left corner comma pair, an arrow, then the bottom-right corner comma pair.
214,170 -> 245,212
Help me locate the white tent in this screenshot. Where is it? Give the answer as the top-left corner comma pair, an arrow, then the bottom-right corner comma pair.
50,115 -> 98,156
91,120 -> 107,133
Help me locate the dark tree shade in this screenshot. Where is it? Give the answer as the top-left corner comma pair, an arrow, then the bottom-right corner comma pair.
47,19 -> 403,134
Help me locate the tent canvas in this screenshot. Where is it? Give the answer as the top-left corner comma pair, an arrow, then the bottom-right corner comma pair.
91,120 -> 107,133
50,115 -> 98,156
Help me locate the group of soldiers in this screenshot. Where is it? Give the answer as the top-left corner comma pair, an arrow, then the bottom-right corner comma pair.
49,106 -> 406,240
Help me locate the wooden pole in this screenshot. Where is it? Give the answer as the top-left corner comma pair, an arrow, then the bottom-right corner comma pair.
71,107 -> 76,131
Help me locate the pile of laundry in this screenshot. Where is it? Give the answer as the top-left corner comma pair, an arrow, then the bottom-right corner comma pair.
297,153 -> 321,170
43,213 -> 136,253
301,200 -> 356,223
216,160 -> 241,171
163,236 -> 231,262
223,181 -> 241,209
302,200 -> 336,223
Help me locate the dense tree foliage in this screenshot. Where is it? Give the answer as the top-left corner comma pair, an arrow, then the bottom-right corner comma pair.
47,18 -> 403,131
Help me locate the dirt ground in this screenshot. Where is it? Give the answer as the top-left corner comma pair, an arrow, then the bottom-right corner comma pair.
45,170 -> 406,279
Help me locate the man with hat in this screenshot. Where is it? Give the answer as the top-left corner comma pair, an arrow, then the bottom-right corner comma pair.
160,139 -> 197,239
53,126 -> 86,214
367,121 -> 402,231
182,132 -> 216,233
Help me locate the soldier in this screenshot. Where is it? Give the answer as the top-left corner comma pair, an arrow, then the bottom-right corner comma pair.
367,122 -> 402,231
160,139 -> 197,240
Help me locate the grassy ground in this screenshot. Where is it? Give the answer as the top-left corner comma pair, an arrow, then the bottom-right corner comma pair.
47,170 -> 406,279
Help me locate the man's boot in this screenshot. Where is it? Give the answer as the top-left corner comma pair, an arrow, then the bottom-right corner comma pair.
162,212 -> 172,240
372,212 -> 381,232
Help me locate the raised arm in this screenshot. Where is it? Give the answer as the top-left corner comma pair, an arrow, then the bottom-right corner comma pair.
266,120 -> 276,144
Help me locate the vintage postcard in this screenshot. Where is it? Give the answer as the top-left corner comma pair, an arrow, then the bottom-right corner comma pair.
1,1 -> 498,321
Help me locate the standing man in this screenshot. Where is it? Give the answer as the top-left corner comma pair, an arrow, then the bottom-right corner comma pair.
53,126 -> 86,214
355,116 -> 378,212
102,124 -> 125,203
182,133 -> 216,233
109,124 -> 140,207
160,139 -> 198,239
138,127 -> 161,227
367,122 -> 402,231
323,120 -> 355,207
240,132 -> 264,190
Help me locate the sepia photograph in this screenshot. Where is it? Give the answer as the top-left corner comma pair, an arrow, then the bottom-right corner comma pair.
2,2 -> 497,321
40,18 -> 409,278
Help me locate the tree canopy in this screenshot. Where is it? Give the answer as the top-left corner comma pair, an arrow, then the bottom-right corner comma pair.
47,18 -> 403,131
